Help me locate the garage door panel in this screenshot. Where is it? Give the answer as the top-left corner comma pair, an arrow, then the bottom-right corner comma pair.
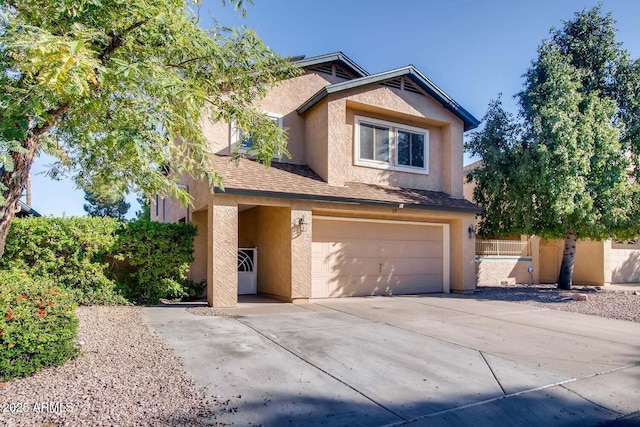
325,274 -> 443,297
312,219 -> 445,298
387,258 -> 443,275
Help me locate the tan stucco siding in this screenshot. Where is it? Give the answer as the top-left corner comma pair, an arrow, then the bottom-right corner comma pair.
304,98 -> 329,182
477,258 -> 535,286
202,72 -> 335,164
189,210 -> 208,284
607,242 -> 640,283
290,203 -> 313,300
151,172 -> 212,223
208,200 -> 238,307
320,84 -> 465,195
539,239 -> 606,285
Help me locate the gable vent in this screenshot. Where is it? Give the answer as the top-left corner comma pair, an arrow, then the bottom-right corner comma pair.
334,66 -> 351,79
381,78 -> 402,90
403,78 -> 423,94
310,64 -> 334,75
381,77 -> 425,95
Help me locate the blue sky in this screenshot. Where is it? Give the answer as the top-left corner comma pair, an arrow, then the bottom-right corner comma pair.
30,0 -> 640,217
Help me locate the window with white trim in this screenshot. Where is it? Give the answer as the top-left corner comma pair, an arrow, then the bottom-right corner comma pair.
354,115 -> 429,174
230,113 -> 283,154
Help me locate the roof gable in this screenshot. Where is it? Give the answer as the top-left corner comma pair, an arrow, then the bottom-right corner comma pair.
294,52 -> 369,79
297,65 -> 480,131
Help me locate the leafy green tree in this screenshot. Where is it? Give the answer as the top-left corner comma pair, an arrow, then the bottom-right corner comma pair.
83,191 -> 130,219
467,7 -> 640,289
134,196 -> 151,222
0,0 -> 298,257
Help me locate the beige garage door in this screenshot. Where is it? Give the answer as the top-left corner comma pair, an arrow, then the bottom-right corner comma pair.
311,217 -> 446,298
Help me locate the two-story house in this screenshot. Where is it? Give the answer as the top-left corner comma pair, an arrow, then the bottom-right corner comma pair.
156,52 -> 480,308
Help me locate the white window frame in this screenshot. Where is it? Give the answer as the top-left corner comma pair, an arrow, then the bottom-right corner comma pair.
230,112 -> 284,154
354,115 -> 429,174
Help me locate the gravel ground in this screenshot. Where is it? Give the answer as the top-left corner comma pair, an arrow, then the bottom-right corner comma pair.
471,284 -> 640,323
0,306 -> 220,426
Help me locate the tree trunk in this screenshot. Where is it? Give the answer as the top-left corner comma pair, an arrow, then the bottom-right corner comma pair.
557,232 -> 578,290
0,136 -> 39,258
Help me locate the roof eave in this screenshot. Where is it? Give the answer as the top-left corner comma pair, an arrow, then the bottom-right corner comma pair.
214,187 -> 481,214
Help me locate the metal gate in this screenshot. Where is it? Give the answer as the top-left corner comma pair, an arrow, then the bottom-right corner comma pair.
238,248 -> 257,295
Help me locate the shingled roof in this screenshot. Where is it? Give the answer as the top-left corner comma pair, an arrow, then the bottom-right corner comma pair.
212,156 -> 480,214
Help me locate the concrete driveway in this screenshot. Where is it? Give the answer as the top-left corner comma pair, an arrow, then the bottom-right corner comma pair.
143,295 -> 640,426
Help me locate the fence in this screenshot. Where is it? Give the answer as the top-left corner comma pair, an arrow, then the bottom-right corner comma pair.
476,239 -> 530,257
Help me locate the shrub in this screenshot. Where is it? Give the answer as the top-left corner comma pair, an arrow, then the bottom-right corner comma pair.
2,217 -> 198,305
111,221 -> 197,303
181,279 -> 207,301
1,217 -> 126,305
0,270 -> 78,381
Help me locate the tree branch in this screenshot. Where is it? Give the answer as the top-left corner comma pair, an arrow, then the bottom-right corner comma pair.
166,56 -> 210,68
98,19 -> 150,63
32,102 -> 71,138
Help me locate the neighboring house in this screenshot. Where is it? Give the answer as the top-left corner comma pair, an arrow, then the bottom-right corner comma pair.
463,161 -> 640,286
156,52 -> 481,307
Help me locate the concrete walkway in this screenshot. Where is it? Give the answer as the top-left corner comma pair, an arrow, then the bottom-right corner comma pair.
143,295 -> 640,426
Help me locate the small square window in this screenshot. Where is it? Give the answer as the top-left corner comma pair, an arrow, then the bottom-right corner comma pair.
231,114 -> 283,154
397,130 -> 425,168
359,123 -> 390,163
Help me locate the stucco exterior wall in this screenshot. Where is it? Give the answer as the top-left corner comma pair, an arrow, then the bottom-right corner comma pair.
201,71 -> 336,164
539,239 -> 606,285
606,241 -> 640,283
321,85 -> 465,195
304,98 -> 329,182
290,203 -> 313,300
189,209 -> 208,284
477,257 -> 535,286
208,199 -> 238,307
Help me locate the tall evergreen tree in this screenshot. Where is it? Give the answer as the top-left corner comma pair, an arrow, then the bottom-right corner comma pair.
467,6 -> 640,289
83,191 -> 130,219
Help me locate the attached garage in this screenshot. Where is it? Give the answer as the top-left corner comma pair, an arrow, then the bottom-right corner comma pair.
311,216 -> 450,298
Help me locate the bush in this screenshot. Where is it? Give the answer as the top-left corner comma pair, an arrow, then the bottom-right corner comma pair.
181,279 -> 207,301
2,217 -> 198,305
1,217 -> 126,305
111,221 -> 197,303
0,270 -> 78,381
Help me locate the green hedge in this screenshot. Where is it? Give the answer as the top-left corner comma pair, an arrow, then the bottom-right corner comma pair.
110,220 -> 197,303
0,270 -> 78,381
1,217 -> 198,304
3,217 -> 125,305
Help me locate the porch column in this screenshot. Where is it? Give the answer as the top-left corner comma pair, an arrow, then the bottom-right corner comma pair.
290,204 -> 312,302
207,199 -> 238,308
450,217 -> 477,293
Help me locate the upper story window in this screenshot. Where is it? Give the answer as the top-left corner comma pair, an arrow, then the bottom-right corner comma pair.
231,113 -> 283,154
354,116 -> 429,174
